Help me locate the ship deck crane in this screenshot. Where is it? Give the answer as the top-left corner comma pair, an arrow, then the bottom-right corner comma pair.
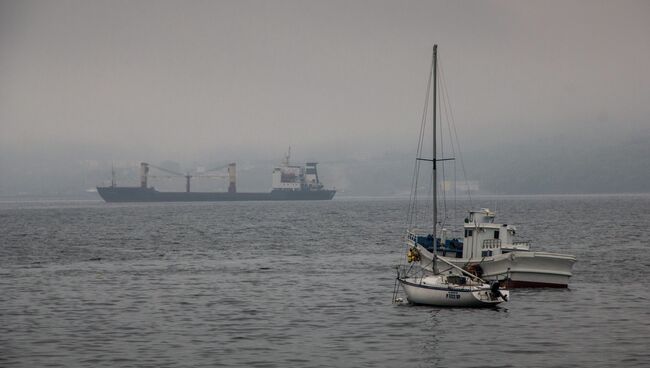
140,162 -> 236,193
141,163 -> 192,192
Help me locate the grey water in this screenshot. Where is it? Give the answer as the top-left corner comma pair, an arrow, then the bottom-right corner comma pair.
1,195 -> 649,367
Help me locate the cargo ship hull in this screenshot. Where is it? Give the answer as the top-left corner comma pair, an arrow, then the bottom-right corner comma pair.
97,186 -> 336,202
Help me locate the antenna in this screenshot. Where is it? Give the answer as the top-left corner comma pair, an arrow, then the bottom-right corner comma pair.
284,146 -> 291,166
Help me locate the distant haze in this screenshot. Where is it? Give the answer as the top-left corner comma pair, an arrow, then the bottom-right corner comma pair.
1,0 -> 649,197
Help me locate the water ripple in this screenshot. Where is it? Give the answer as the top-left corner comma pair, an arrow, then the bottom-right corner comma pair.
1,196 -> 649,367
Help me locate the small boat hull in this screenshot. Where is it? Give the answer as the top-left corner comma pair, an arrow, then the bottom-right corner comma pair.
417,245 -> 576,288
478,251 -> 575,288
399,276 -> 508,307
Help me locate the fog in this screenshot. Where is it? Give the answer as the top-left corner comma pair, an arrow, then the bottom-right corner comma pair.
1,0 -> 649,197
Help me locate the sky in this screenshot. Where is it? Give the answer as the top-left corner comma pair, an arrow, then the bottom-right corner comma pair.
0,0 -> 649,181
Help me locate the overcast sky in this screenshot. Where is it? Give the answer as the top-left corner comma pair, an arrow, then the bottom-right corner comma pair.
1,0 -> 648,163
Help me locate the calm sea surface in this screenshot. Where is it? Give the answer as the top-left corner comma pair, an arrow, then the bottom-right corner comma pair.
1,195 -> 649,367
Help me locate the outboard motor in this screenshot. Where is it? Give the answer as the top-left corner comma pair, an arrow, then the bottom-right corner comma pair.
490,281 -> 507,301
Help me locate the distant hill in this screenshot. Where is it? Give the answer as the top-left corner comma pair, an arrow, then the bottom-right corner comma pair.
464,134 -> 650,194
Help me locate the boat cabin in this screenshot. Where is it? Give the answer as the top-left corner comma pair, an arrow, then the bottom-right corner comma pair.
408,208 -> 529,260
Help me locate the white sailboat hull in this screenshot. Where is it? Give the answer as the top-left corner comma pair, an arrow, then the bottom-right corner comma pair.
417,245 -> 576,288
399,276 -> 508,307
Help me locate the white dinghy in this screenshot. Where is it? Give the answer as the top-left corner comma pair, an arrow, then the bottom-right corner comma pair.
394,45 -> 508,307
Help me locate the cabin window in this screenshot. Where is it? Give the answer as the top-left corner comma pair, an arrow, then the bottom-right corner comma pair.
494,230 -> 499,239
465,229 -> 473,237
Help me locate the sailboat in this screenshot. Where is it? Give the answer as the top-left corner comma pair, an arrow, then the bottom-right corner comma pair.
394,45 -> 508,307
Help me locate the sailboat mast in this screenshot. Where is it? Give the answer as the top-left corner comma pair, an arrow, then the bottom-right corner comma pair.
432,44 -> 438,239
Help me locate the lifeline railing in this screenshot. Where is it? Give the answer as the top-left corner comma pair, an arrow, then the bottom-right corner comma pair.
482,239 -> 502,249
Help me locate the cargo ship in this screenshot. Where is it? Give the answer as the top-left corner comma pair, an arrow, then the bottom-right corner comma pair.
97,153 -> 336,202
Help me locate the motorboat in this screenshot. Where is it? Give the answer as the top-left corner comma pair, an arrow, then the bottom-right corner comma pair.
409,208 -> 577,288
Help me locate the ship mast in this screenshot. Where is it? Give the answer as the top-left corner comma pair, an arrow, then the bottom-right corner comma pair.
432,44 -> 437,239
284,146 -> 291,166
111,163 -> 116,188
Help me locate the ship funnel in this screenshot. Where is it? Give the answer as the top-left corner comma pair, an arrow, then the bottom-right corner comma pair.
228,163 -> 236,193
140,162 -> 149,188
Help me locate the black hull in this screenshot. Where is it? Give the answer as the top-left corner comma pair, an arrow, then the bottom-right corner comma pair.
96,187 -> 336,202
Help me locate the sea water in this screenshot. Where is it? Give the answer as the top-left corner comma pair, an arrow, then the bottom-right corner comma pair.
1,195 -> 649,367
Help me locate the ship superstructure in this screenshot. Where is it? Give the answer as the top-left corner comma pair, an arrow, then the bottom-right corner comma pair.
271,149 -> 325,192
